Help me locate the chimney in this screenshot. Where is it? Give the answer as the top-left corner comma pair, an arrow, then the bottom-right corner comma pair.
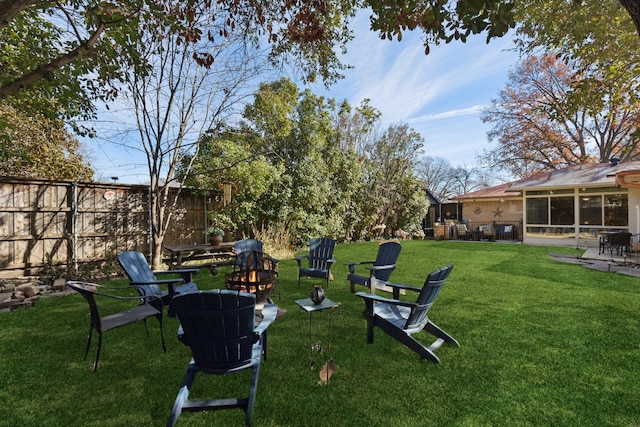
610,157 -> 620,166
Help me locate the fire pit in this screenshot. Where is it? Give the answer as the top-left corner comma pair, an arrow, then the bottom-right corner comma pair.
225,251 -> 278,304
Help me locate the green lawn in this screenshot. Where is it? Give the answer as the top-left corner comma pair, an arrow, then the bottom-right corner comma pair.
1,240 -> 639,426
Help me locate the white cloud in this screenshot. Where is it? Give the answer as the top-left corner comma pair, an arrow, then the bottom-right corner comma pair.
86,11 -> 521,183
309,17 -> 520,168
409,104 -> 488,123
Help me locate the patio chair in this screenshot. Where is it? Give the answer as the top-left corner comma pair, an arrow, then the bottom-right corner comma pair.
479,223 -> 494,241
295,237 -> 336,288
630,234 -> 640,258
167,290 -> 277,427
117,251 -> 198,315
355,264 -> 458,363
234,239 -> 279,271
454,223 -> 470,240
599,231 -> 632,256
495,224 -> 517,240
346,241 -> 402,293
235,239 -> 264,270
66,281 -> 165,372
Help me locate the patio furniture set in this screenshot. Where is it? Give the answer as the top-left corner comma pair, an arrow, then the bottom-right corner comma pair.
598,230 -> 633,256
451,222 -> 519,241
66,238 -> 458,426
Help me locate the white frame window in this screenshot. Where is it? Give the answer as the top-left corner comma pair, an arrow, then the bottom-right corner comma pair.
524,187 -> 628,239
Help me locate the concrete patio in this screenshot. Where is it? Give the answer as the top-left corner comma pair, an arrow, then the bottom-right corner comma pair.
550,247 -> 640,277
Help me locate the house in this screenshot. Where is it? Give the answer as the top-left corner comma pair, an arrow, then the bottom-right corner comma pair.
423,188 -> 461,228
450,183 -> 523,241
455,182 -> 522,225
456,159 -> 640,247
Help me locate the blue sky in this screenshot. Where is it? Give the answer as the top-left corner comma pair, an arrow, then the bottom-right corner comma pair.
87,15 -> 520,184
308,14 -> 520,166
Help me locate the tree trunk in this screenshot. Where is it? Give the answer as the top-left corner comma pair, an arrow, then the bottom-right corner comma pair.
0,0 -> 33,30
152,233 -> 164,270
619,0 -> 640,37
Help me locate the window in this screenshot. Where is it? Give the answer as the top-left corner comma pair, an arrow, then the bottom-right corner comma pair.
525,195 -> 574,225
551,196 -> 574,225
578,191 -> 628,227
525,188 -> 628,239
579,196 -> 602,226
526,198 -> 548,225
604,193 -> 628,226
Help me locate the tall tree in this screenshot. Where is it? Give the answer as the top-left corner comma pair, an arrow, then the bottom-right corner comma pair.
329,99 -> 380,239
514,0 -> 640,119
416,156 -> 457,201
481,54 -> 640,178
120,9 -> 267,268
185,78 -> 364,243
0,0 -> 518,114
416,156 -> 491,200
332,99 -> 381,153
516,0 -> 640,65
361,123 -> 427,236
514,0 -> 640,44
181,127 -> 286,238
185,79 -> 429,243
450,165 -> 486,196
0,104 -> 93,180
244,79 -> 342,242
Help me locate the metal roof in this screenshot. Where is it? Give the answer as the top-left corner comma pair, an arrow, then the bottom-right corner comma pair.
455,182 -> 520,200
508,161 -> 640,191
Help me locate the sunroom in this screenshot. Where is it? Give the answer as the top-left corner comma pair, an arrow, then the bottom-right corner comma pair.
507,160 -> 640,247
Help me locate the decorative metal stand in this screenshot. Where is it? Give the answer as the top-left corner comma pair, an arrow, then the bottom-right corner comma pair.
295,296 -> 340,384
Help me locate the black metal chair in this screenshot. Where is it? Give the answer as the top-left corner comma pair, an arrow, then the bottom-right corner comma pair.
356,265 -> 458,363
599,231 -> 632,256
167,290 -> 277,427
66,281 -> 165,372
296,237 -> 336,288
346,241 -> 402,293
117,251 -> 198,315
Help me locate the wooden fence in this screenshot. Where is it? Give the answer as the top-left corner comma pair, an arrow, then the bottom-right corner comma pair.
0,177 -> 220,277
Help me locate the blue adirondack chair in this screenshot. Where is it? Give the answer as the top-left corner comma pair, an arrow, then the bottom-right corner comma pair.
66,281 -> 165,372
356,264 -> 458,363
346,241 -> 402,293
234,239 -> 264,270
234,239 -> 279,270
117,251 -> 198,315
167,290 -> 277,427
295,237 -> 336,288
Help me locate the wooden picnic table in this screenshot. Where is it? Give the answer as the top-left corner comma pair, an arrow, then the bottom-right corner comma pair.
163,242 -> 236,268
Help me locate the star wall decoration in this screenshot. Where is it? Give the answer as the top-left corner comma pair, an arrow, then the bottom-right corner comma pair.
492,206 -> 504,217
